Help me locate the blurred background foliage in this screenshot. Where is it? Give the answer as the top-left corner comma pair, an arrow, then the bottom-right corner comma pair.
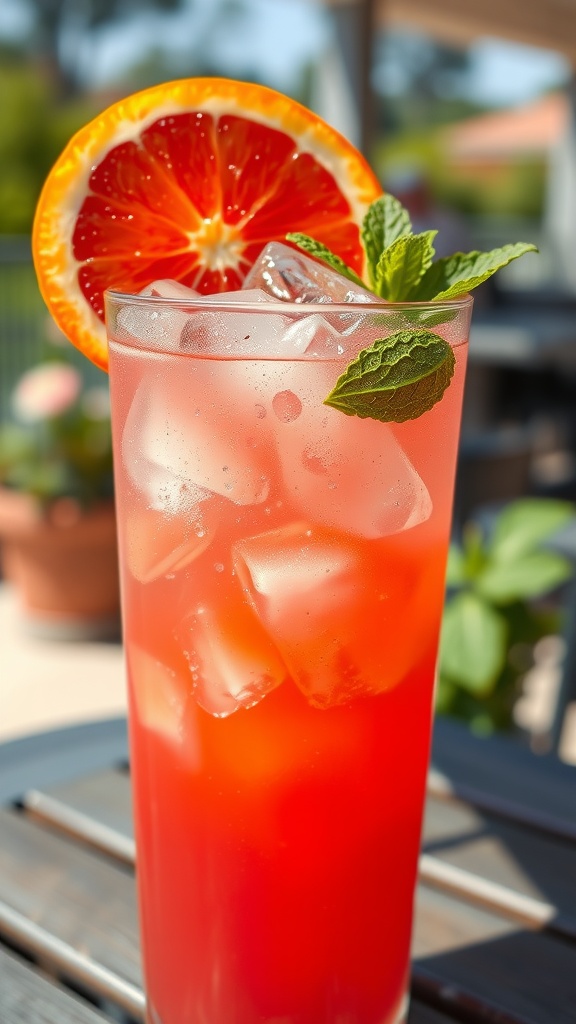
1,0 -> 576,748
0,0 -> 571,235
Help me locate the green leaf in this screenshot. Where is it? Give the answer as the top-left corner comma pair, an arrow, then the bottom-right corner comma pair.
410,242 -> 538,301
361,195 -> 412,288
375,231 -> 437,301
324,328 -> 455,422
439,591 -> 508,695
488,498 -> 575,563
476,550 -> 573,603
445,544 -> 466,587
462,522 -> 488,578
285,233 -> 365,289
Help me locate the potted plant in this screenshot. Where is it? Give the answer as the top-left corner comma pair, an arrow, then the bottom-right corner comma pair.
0,359 -> 120,638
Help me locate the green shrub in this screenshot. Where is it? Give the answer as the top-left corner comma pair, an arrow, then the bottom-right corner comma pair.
438,499 -> 575,734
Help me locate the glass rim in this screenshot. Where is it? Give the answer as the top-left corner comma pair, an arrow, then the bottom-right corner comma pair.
104,288 -> 474,316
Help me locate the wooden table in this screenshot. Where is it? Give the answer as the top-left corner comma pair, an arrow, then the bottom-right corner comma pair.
1,716 -> 575,1024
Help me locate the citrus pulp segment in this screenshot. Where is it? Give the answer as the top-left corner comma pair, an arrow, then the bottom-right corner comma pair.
33,77 -> 382,370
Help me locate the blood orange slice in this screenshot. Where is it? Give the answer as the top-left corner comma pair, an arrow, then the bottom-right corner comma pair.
33,77 -> 382,371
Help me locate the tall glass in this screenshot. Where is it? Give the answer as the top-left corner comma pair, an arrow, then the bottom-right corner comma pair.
105,292 -> 472,1024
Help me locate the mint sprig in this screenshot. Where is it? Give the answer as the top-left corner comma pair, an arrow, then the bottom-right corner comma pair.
361,194 -> 412,287
409,243 -> 537,301
375,230 -> 437,301
286,193 -> 537,423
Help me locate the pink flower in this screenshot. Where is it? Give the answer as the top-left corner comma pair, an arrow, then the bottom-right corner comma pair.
12,363 -> 82,423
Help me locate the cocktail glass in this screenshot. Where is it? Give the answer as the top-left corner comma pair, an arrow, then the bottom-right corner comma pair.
105,288 -> 472,1024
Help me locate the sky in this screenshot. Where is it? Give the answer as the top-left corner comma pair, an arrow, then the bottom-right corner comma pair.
0,0 -> 571,107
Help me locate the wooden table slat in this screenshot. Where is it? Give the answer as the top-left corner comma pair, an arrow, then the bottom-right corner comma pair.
27,769 -> 576,944
422,794 -> 576,938
2,800 -> 576,1023
2,718 -> 576,1024
0,809 -> 141,989
0,900 -> 145,1021
22,770 -> 134,840
0,947 -> 112,1024
431,719 -> 576,843
25,789 -> 135,865
414,886 -> 576,1024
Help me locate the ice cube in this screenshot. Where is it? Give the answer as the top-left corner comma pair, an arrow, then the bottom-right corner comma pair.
234,522 -> 425,708
122,365 -> 274,507
180,287 -> 293,357
127,643 -> 199,765
200,288 -> 276,305
280,313 -> 348,357
175,578 -> 289,717
273,393 -> 432,538
116,280 -> 200,348
243,242 -> 376,304
116,295 -> 192,348
124,502 -> 215,583
142,279 -> 200,299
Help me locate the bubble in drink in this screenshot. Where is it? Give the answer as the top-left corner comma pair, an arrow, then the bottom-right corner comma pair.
272,390 -> 302,422
175,581 -> 289,717
234,522 -> 428,708
243,242 -> 376,303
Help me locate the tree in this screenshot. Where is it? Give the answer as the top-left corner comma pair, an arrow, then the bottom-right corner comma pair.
0,56 -> 102,231
18,0 -> 186,97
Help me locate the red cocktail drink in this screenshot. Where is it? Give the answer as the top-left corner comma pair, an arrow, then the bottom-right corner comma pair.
106,292 -> 472,1024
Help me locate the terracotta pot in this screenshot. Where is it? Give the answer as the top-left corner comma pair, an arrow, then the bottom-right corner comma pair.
0,488 -> 121,640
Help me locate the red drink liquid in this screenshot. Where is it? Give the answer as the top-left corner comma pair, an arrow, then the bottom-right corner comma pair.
107,297 -> 471,1024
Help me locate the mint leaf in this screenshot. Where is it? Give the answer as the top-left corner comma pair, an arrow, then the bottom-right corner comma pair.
324,328 -> 455,422
375,231 -> 436,301
285,233 -> 365,288
410,242 -> 538,301
439,591 -> 507,696
362,195 -> 412,288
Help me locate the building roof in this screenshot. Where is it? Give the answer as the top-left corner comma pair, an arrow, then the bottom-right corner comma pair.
442,92 -> 569,159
